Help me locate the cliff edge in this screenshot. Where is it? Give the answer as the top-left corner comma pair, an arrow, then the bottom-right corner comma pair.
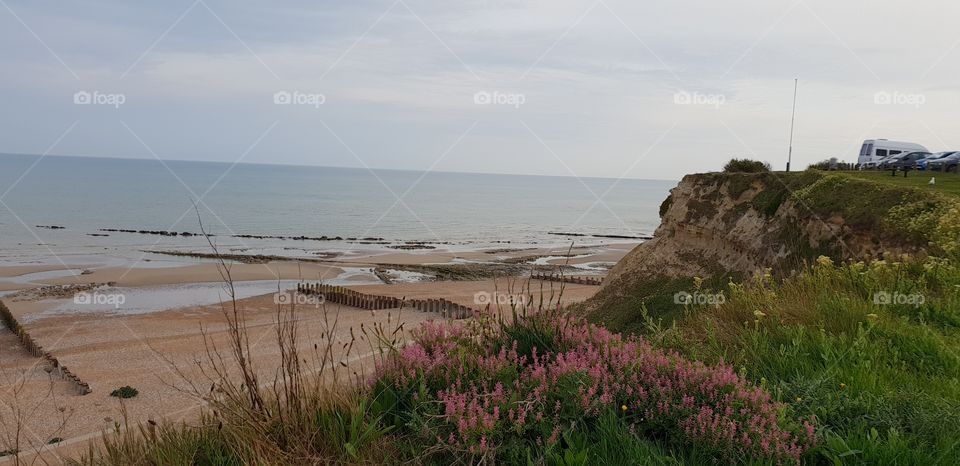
587,171 -> 957,331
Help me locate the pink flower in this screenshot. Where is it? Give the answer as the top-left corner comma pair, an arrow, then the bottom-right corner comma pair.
372,310 -> 814,463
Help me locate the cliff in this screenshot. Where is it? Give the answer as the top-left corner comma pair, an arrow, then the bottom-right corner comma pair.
587,171 -> 956,331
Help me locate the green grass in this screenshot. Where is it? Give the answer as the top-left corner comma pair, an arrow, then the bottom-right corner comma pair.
838,170 -> 960,197
631,257 -> 960,465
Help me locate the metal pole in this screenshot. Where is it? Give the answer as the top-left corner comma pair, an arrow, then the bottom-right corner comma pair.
787,78 -> 798,172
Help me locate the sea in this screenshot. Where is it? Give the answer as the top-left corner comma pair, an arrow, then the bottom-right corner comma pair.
0,153 -> 674,268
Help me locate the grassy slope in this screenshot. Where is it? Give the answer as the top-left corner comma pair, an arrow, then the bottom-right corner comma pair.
645,258 -> 960,464
587,170 -> 960,464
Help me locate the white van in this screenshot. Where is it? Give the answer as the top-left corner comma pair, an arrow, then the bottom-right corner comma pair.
858,139 -> 929,167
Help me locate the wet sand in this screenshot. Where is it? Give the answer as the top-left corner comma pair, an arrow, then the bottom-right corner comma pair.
0,243 -> 636,291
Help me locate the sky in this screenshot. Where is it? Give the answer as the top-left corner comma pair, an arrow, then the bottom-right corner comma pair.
1,0 -> 959,180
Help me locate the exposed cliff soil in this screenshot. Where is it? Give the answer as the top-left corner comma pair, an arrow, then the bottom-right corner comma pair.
587,171 -> 956,332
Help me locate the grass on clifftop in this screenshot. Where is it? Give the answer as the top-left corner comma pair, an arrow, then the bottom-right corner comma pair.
840,170 -> 960,197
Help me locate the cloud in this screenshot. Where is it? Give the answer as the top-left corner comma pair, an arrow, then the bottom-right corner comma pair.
1,0 -> 959,179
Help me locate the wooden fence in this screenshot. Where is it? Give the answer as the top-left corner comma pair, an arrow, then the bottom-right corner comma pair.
296,283 -> 476,319
0,300 -> 91,395
530,272 -> 602,286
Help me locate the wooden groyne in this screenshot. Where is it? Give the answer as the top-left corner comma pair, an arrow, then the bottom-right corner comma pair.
0,300 -> 91,395
296,283 -> 476,319
530,272 -> 602,286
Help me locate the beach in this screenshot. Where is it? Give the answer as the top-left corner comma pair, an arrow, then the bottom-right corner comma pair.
0,242 -> 637,461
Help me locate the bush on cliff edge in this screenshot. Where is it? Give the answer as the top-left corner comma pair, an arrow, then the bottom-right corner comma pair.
723,158 -> 771,173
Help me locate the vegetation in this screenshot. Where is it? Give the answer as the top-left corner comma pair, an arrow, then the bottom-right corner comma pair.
587,170 -> 960,464
839,170 -> 960,197
109,387 -> 139,399
75,301 -> 816,465
374,309 -> 815,464
634,256 -> 960,464
808,158 -> 856,171
723,159 -> 771,173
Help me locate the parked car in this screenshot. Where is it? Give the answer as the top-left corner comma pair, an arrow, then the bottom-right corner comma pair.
928,152 -> 960,172
916,152 -> 955,170
857,139 -> 929,168
878,151 -> 931,170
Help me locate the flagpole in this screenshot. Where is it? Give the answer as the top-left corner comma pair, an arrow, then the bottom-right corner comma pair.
786,78 -> 798,172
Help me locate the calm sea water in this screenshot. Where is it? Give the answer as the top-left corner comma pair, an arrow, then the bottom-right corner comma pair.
0,154 -> 674,267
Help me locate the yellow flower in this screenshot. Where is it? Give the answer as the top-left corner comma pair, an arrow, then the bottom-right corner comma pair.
795,397 -> 803,402
840,383 -> 847,390
621,405 -> 628,412
866,313 -> 878,319
816,255 -> 833,267
753,310 -> 767,318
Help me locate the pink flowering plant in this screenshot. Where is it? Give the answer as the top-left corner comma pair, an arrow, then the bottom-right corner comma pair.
370,310 -> 816,464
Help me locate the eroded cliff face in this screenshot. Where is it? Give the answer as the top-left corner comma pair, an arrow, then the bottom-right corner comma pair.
604,172 -> 826,285
589,171 -> 940,326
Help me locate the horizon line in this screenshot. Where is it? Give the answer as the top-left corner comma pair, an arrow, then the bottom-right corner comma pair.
0,152 -> 681,183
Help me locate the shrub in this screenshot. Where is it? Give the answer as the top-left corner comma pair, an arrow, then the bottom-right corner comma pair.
110,386 -> 139,399
809,158 -> 857,171
372,313 -> 815,464
658,194 -> 673,218
723,158 -> 771,173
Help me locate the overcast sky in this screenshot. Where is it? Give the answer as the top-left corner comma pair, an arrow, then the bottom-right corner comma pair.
1,0 -> 958,180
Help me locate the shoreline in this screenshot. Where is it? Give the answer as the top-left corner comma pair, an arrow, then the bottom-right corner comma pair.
0,242 -> 637,293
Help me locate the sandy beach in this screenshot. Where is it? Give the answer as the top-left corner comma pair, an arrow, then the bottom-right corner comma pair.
0,243 -> 636,462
